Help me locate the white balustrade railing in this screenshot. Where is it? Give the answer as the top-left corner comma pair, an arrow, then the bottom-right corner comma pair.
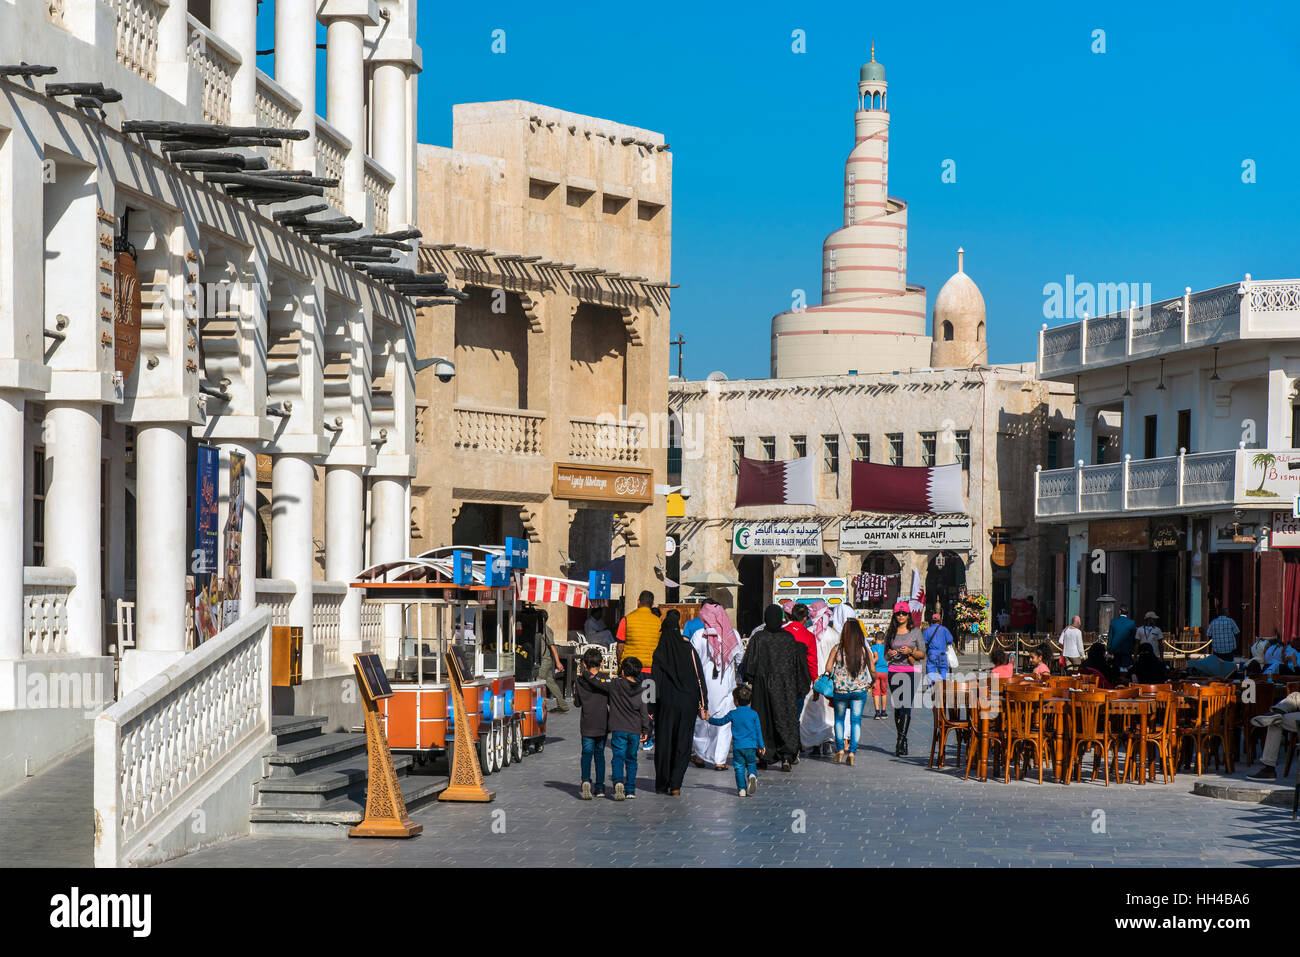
312,582 -> 346,666
1036,449 -> 1252,519
254,70 -> 301,172
186,16 -> 240,126
454,405 -> 547,456
255,579 -> 294,626
114,0 -> 165,83
569,416 -> 645,464
94,607 -> 272,868
315,119 -> 348,212
360,602 -> 382,647
364,156 -> 394,234
23,566 -> 75,656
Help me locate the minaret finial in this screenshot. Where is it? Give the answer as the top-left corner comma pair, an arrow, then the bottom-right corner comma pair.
957,247 -> 965,273
871,40 -> 876,62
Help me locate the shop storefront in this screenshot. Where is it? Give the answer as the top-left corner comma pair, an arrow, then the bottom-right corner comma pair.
840,516 -> 973,632
730,520 -> 823,635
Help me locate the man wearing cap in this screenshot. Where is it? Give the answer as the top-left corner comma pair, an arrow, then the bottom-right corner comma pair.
921,611 -> 956,681
1136,612 -> 1163,659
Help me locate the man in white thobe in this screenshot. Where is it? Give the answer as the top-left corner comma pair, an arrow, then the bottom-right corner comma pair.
688,601 -> 743,768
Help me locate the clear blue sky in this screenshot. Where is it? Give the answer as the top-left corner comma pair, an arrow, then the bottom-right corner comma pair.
401,0 -> 1299,379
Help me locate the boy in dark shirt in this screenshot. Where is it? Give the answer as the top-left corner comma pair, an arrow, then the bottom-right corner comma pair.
706,684 -> 765,796
573,648 -> 609,800
578,656 -> 651,800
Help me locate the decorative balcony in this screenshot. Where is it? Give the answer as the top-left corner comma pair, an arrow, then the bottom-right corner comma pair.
364,156 -> 395,234
1038,278 -> 1300,378
254,70 -> 302,172
186,15 -> 239,126
311,582 -> 346,666
1035,448 -> 1300,520
23,566 -> 75,656
569,416 -> 646,464
114,0 -> 165,83
315,118 -> 348,213
454,406 -> 546,456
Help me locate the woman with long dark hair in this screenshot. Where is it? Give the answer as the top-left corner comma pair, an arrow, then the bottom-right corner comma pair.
651,609 -> 708,795
823,617 -> 876,765
884,602 -> 925,756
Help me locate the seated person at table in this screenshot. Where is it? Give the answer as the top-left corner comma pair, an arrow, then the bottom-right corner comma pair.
1080,643 -> 1116,689
1132,644 -> 1167,684
1261,632 -> 1300,676
1246,690 -> 1300,781
989,647 -> 1013,680
1187,653 -> 1237,679
1027,644 -> 1052,676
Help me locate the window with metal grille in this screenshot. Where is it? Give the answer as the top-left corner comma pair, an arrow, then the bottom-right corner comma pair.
888,433 -> 903,466
823,434 -> 839,474
920,432 -> 937,467
1047,430 -> 1061,470
854,433 -> 870,461
791,435 -> 806,458
730,436 -> 744,475
956,430 -> 971,470
760,436 -> 775,461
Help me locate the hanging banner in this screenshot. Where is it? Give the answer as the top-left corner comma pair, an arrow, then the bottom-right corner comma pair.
839,516 -> 973,552
222,451 -> 246,626
194,445 -> 221,644
731,521 -> 823,556
113,251 -> 141,376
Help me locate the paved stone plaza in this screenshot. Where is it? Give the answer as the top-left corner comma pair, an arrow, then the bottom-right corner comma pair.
154,706 -> 1300,869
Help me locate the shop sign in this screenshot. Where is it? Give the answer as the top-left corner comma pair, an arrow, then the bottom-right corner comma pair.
505,537 -> 529,569
839,516 -> 972,552
113,252 -> 141,376
1239,450 -> 1300,502
1213,516 -> 1258,549
991,543 -> 1017,567
588,570 -> 612,601
553,463 -> 653,504
1088,517 -> 1150,551
665,536 -> 676,558
451,550 -> 473,584
1149,518 -> 1184,551
1270,511 -> 1300,548
484,553 -> 511,587
731,521 -> 822,556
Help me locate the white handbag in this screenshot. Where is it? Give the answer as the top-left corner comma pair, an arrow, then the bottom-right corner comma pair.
946,644 -> 960,671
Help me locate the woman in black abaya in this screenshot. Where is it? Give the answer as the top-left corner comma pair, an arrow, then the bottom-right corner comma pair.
742,604 -> 811,771
651,610 -> 708,795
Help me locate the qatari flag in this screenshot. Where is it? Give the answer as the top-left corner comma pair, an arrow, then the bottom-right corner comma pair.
850,461 -> 965,514
735,455 -> 817,507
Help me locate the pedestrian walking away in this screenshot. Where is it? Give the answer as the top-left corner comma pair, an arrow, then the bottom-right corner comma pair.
743,604 -> 812,771
580,656 -> 652,799
824,617 -> 876,766
536,609 -> 569,713
706,684 -> 765,796
686,599 -> 744,770
651,609 -> 708,795
573,647 -> 609,799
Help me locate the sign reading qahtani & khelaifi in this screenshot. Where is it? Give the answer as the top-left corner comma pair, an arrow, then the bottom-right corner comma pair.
731,521 -> 822,556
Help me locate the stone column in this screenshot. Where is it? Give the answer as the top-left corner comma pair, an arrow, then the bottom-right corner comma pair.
274,0 -> 318,168
43,402 -> 103,657
272,453 -> 316,653
0,391 -> 25,702
321,3 -> 377,222
371,474 -> 408,660
371,60 -> 409,227
120,423 -> 189,694
325,464 -> 364,658
211,0 -> 258,125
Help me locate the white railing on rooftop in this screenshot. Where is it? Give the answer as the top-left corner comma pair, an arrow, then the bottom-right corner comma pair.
315,118 -> 348,213
23,566 -> 75,656
254,70 -> 301,172
1037,278 -> 1300,376
186,16 -> 240,126
94,607 -> 272,868
114,0 -> 165,83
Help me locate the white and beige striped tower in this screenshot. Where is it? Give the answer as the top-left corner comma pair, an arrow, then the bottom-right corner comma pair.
770,45 -> 931,377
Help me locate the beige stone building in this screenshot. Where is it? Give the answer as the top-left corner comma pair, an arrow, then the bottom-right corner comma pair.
669,363 -> 1075,636
411,101 -> 672,630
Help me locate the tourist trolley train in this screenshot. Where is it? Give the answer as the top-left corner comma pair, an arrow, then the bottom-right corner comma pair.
350,545 -> 590,774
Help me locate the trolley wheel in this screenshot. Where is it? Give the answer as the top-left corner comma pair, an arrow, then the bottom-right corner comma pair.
511,722 -> 524,763
501,723 -> 513,768
478,732 -> 493,774
493,724 -> 506,770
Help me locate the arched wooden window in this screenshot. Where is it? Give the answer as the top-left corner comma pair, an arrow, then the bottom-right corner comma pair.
942,320 -> 954,341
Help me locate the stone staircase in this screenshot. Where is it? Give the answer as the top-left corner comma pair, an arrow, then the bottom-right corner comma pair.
250,715 -> 446,836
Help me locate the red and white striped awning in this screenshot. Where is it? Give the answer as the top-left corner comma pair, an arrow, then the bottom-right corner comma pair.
519,574 -> 589,608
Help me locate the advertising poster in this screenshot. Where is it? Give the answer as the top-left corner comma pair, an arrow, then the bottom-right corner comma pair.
223,450 -> 246,627
194,445 -> 221,643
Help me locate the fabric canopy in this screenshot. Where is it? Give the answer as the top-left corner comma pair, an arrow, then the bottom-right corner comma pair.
520,574 -> 589,608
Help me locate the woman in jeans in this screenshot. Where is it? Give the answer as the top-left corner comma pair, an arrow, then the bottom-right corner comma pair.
823,617 -> 876,766
885,603 -> 926,757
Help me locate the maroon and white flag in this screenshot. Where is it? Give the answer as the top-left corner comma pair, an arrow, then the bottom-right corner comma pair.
850,461 -> 965,514
735,455 -> 817,507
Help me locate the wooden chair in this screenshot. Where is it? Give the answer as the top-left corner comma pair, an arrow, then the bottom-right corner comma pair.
1003,687 -> 1048,783
1075,673 -> 1100,688
1178,685 -> 1234,775
929,680 -> 974,770
964,681 -> 1004,781
1241,681 -> 1282,764
1108,687 -> 1140,780
1064,690 -> 1112,785
1135,683 -> 1172,695
1136,690 -> 1179,784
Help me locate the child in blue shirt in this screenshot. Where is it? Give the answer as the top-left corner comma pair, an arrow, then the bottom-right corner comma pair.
706,684 -> 765,796
870,632 -> 888,719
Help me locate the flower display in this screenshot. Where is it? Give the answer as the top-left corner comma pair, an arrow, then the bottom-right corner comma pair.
954,592 -> 990,635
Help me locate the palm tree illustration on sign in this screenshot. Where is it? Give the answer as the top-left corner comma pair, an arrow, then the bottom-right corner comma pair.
1248,451 -> 1279,497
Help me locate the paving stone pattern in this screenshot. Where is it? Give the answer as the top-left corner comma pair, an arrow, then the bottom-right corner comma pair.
160,705 -> 1300,868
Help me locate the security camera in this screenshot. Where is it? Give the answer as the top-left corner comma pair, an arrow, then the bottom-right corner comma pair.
433,358 -> 456,383
678,487 -> 692,500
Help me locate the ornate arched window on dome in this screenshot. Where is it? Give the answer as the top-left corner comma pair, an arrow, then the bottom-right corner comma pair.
942,320 -> 954,341
976,321 -> 984,342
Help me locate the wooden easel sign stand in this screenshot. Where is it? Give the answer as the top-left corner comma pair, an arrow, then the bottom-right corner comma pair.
349,653 -> 423,838
439,650 -> 495,802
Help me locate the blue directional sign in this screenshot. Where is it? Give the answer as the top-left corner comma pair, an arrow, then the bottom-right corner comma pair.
505,536 -> 529,569
451,549 -> 473,585
588,569 -> 612,601
484,553 -> 511,587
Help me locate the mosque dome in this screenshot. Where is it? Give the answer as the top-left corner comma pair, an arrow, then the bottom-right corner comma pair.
860,44 -> 886,83
930,248 -> 988,368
